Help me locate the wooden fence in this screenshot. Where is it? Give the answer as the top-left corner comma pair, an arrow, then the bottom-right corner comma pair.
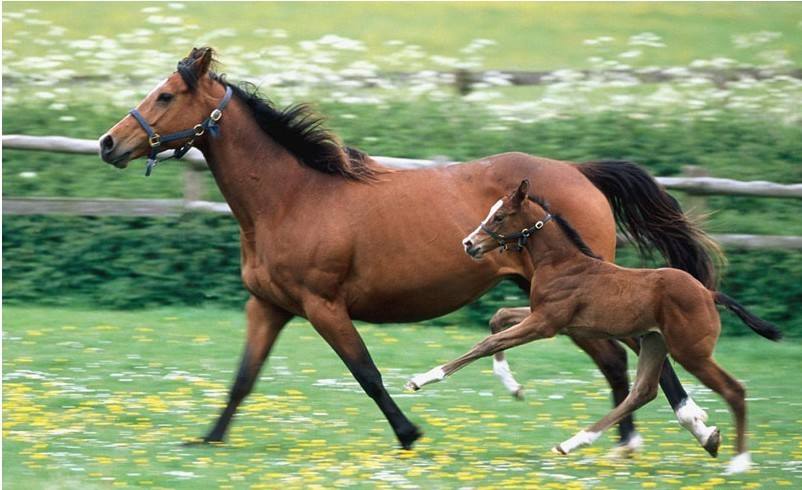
4,135 -> 802,249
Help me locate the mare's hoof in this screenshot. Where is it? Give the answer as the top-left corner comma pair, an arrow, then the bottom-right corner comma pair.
512,388 -> 525,400
404,381 -> 420,392
703,427 -> 721,458
551,444 -> 567,455
182,437 -> 223,447
399,425 -> 423,450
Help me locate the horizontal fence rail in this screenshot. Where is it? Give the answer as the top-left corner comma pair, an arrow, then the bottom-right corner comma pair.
5,135 -> 802,198
5,197 -> 800,250
4,134 -> 802,249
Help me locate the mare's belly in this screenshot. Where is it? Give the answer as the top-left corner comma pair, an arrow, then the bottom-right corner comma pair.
346,271 -> 505,324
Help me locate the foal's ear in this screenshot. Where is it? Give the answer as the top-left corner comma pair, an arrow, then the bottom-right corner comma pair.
512,179 -> 529,207
187,47 -> 214,78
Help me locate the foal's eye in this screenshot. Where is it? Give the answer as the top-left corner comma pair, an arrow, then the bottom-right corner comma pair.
156,92 -> 174,104
494,214 -> 504,222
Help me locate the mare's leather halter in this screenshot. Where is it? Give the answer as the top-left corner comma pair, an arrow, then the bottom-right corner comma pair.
129,85 -> 233,176
481,213 -> 553,252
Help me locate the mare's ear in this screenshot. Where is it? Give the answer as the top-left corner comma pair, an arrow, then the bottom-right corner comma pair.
512,179 -> 529,207
188,47 -> 214,78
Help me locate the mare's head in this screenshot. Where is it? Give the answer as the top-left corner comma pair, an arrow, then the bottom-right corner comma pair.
99,47 -> 225,168
463,179 -> 547,259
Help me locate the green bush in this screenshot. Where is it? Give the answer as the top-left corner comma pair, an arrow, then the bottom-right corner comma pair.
4,214 -> 801,337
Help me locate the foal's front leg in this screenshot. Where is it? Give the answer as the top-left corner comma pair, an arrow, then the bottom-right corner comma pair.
406,312 -> 555,391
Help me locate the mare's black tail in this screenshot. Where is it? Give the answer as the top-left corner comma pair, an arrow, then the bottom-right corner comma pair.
578,159 -> 724,289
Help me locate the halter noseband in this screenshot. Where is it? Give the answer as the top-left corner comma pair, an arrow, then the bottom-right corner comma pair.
129,85 -> 233,176
481,213 -> 553,252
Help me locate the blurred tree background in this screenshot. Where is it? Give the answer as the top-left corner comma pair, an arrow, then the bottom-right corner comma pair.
3,3 -> 801,335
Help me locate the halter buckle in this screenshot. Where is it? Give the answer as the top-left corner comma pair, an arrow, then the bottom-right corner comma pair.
534,221 -> 544,230
194,124 -> 205,136
148,134 -> 161,148
210,109 -> 222,122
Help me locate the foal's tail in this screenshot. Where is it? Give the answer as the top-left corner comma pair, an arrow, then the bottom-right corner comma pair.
714,292 -> 783,341
578,159 -> 724,289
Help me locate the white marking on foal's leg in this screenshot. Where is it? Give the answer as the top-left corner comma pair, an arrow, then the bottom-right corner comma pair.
493,356 -> 524,399
405,366 -> 446,391
553,430 -> 601,455
675,397 -> 718,450
724,452 -> 752,475
607,432 -> 644,458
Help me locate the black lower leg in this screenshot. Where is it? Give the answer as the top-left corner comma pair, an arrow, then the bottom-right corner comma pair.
345,357 -> 421,449
657,358 -> 688,411
203,349 -> 256,442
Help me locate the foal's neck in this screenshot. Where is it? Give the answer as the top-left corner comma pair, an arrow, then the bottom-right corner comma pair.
523,213 -> 593,271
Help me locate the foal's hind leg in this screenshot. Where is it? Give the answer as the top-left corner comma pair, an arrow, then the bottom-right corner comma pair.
572,337 -> 641,453
673,355 -> 750,474
554,333 -> 667,455
489,307 -> 529,399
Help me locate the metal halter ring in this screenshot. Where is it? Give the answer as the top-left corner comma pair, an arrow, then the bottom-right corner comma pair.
193,124 -> 205,136
534,220 -> 544,229
148,134 -> 161,147
210,109 -> 223,122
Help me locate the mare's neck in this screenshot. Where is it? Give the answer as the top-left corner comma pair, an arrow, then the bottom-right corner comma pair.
196,95 -> 319,232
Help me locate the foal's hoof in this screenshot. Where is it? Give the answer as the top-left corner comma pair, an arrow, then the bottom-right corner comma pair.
398,425 -> 423,450
512,388 -> 525,400
404,381 -> 420,392
703,427 -> 721,458
551,444 -> 568,455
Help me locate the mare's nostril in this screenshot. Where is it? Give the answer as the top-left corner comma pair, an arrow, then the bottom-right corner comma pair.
100,134 -> 114,153
464,240 -> 473,249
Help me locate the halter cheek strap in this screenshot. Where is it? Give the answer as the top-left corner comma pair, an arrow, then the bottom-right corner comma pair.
129,85 -> 233,176
481,213 -> 553,252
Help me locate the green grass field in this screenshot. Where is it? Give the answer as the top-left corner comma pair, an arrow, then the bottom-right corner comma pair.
4,2 -> 802,70
4,306 -> 801,489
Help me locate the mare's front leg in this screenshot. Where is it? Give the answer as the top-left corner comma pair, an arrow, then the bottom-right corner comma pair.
406,311 -> 556,390
305,298 -> 421,449
199,297 -> 293,443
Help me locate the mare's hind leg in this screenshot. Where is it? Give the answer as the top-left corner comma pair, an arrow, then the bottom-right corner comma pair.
554,333 -> 667,455
489,307 -> 529,399
673,355 -> 749,474
199,297 -> 293,443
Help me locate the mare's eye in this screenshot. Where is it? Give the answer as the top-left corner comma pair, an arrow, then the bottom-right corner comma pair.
157,92 -> 174,104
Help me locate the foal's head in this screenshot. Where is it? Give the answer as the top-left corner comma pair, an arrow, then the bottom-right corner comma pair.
99,47 -> 225,168
463,180 -> 549,259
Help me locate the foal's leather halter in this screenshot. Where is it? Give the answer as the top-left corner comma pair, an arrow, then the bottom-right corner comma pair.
129,85 -> 233,176
481,213 -> 553,252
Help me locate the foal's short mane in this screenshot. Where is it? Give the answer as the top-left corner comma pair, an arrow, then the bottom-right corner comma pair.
177,48 -> 377,182
527,195 -> 601,260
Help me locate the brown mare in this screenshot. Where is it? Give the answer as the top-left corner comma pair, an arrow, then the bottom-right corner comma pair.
99,47 -> 721,453
407,180 -> 781,474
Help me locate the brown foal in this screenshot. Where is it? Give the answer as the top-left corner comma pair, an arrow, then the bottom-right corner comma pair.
100,47 -> 722,453
407,180 -> 781,474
